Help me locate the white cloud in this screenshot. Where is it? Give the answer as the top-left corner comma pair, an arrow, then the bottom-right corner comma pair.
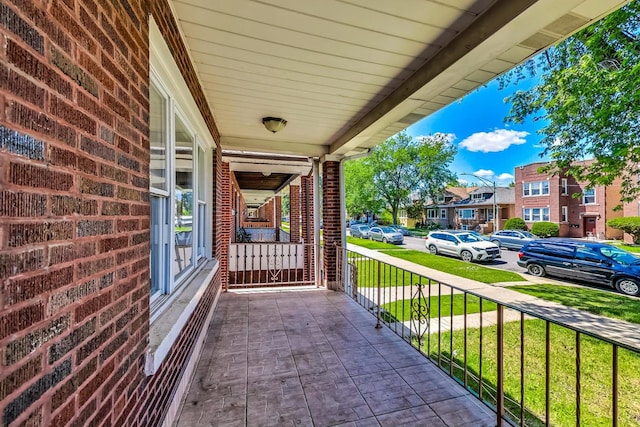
496,173 -> 514,181
473,169 -> 494,178
459,129 -> 529,153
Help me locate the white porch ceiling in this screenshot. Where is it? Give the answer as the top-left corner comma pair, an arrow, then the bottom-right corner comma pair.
170,0 -> 628,160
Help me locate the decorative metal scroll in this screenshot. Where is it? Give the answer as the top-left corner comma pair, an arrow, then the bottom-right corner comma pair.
410,282 -> 429,348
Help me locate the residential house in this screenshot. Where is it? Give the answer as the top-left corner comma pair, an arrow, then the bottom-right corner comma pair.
423,187 -> 475,229
0,2 -> 629,427
515,161 -> 624,239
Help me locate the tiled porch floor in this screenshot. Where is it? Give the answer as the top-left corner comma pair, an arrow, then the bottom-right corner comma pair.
175,288 -> 495,427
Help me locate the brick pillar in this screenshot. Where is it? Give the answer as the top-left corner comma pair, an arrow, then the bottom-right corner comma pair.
322,161 -> 342,290
220,162 -> 232,290
274,195 -> 282,240
301,174 -> 315,282
290,183 -> 300,243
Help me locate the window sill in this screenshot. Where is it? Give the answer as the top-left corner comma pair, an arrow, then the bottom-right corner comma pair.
145,259 -> 220,375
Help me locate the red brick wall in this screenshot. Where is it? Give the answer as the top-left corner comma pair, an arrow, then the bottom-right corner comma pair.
1,1 -> 224,426
322,161 -> 341,290
290,184 -> 300,243
301,174 -> 314,281
0,1 -> 151,425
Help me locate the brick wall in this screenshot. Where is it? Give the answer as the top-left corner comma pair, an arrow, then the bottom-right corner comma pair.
0,1 -> 151,425
322,161 -> 341,290
290,184 -> 300,243
301,174 -> 314,282
1,1 -> 225,426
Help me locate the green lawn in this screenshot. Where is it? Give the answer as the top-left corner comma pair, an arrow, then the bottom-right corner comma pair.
281,221 -> 290,232
379,249 -> 525,284
383,294 -> 497,321
618,244 -> 640,254
507,284 -> 640,324
427,319 -> 640,426
346,258 -> 430,288
346,236 -> 403,250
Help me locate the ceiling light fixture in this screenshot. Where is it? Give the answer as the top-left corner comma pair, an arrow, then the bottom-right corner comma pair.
262,117 -> 287,133
262,171 -> 272,177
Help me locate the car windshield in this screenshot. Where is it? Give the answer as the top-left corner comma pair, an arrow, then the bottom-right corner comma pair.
520,231 -> 536,238
457,233 -> 481,243
359,225 -> 369,230
380,226 -> 396,233
599,246 -> 640,265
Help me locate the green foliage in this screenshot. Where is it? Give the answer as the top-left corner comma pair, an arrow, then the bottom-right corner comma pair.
607,217 -> 640,244
504,217 -> 527,230
500,2 -> 640,206
530,221 -> 560,237
406,203 -> 424,220
345,131 -> 457,225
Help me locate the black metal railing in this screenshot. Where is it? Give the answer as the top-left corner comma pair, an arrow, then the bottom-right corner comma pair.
336,245 -> 640,427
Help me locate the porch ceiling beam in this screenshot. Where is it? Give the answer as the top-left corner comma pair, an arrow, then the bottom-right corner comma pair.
221,136 -> 328,158
329,0 -> 542,155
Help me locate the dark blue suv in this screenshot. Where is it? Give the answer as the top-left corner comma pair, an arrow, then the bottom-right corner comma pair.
517,239 -> 640,296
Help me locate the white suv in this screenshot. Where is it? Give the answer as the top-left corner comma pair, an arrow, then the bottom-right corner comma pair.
425,230 -> 500,262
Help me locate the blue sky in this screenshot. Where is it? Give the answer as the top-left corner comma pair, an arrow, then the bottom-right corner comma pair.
406,75 -> 548,187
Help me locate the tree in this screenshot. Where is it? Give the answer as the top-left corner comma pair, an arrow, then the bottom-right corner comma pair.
500,2 -> 640,205
344,158 -> 383,221
345,131 -> 456,225
607,217 -> 640,243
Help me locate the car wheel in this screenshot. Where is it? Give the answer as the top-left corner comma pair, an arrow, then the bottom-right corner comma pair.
491,239 -> 501,248
382,237 -> 388,243
460,250 -> 473,262
428,245 -> 438,255
527,263 -> 546,277
615,277 -> 640,296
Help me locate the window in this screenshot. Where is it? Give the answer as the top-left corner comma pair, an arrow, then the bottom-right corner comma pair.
427,209 -> 438,219
523,207 -> 550,222
149,76 -> 211,303
561,179 -> 568,195
472,193 -> 483,200
440,209 -> 447,219
561,206 -> 568,222
583,188 -> 596,204
523,181 -> 550,197
458,209 -> 475,219
150,83 -> 170,299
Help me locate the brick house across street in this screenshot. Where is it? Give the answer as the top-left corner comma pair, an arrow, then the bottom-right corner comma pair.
515,161 -> 624,239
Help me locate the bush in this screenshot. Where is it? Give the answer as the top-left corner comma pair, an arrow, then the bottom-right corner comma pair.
607,217 -> 640,244
531,221 -> 559,237
504,217 -> 527,230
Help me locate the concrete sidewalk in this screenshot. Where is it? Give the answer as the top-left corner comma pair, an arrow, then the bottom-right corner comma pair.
346,244 -> 640,350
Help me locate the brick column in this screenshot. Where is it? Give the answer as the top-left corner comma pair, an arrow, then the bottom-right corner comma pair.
290,182 -> 300,243
274,195 -> 282,240
301,174 -> 314,282
220,162 -> 232,290
322,160 -> 342,290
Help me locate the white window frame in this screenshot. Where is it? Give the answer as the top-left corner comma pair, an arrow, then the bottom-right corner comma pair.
561,179 -> 568,195
458,209 -> 475,219
523,207 -> 550,222
426,209 -> 438,219
523,181 -> 550,197
440,209 -> 447,219
561,206 -> 568,222
582,188 -> 596,204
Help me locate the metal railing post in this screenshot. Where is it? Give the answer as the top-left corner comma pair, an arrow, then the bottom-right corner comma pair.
376,260 -> 381,328
497,304 -> 504,426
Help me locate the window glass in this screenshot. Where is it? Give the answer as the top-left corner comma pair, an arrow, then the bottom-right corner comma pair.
197,146 -> 207,259
174,114 -> 194,278
150,85 -> 167,191
150,195 -> 168,296
583,188 -> 596,204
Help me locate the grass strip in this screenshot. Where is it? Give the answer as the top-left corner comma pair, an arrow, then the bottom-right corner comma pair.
379,249 -> 524,283
382,294 -> 497,321
507,284 -> 640,324
425,318 -> 640,427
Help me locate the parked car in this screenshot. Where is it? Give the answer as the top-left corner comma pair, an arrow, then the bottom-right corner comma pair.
517,239 -> 640,296
490,229 -> 537,249
350,224 -> 370,239
391,224 -> 410,236
449,230 -> 490,241
425,230 -> 500,262
369,226 -> 404,244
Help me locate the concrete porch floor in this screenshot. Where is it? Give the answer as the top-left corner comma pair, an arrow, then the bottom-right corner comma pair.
175,288 -> 496,427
